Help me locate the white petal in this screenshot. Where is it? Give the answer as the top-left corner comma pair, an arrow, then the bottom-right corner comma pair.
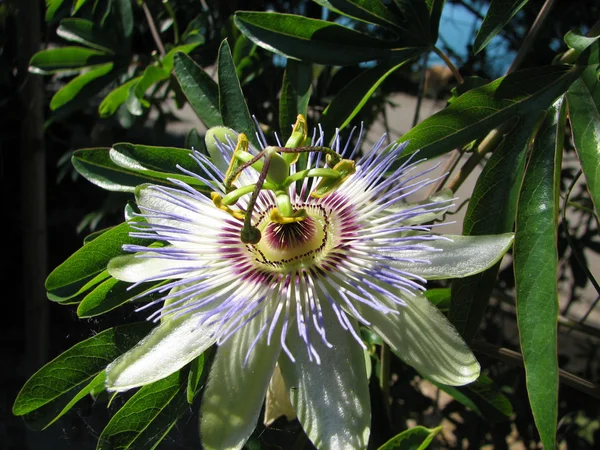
264,365 -> 297,426
136,184 -> 227,233
389,233 -> 514,279
106,312 -> 217,391
279,301 -> 370,450
356,291 -> 479,385
108,253 -> 188,283
388,188 -> 454,225
200,310 -> 282,450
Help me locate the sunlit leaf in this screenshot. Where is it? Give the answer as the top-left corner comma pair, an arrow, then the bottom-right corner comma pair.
449,114 -> 540,342
218,40 -> 259,148
173,52 -> 223,128
378,425 -> 441,450
13,323 -> 153,425
396,65 -> 579,166
514,98 -> 565,450
97,372 -> 189,450
29,47 -> 112,75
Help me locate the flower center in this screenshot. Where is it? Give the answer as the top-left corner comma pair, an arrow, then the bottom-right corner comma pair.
254,209 -> 327,265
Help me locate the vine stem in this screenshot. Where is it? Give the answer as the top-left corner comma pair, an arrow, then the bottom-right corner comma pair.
507,0 -> 558,74
433,46 -> 463,84
142,1 -> 166,57
472,340 -> 600,400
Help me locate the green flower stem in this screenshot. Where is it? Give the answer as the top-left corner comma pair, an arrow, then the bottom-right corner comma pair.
285,168 -> 341,185
432,47 -> 463,84
221,184 -> 257,206
241,152 -> 271,244
276,191 -> 293,217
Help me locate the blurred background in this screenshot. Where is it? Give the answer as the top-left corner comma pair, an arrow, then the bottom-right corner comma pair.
2,0 -> 600,448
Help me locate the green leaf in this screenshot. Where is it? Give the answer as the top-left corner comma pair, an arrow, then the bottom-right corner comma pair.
45,0 -> 66,23
567,45 -> 600,215
279,59 -> 312,141
173,52 -> 223,128
13,323 -> 153,418
391,0 -> 437,45
514,98 -> 565,450
218,40 -> 259,148
97,372 -> 189,450
45,221 -> 147,297
427,0 -> 446,43
473,0 -> 529,54
134,43 -> 199,100
396,65 -> 579,166
424,288 -> 450,311
321,58 -> 415,137
50,63 -> 114,110
57,18 -> 116,53
313,0 -> 401,31
72,146 -> 209,193
72,0 -> 91,14
99,76 -> 142,117
449,114 -> 540,343
564,29 -> 600,55
234,12 -> 411,66
378,425 -> 442,450
187,354 -> 206,404
47,269 -> 110,304
114,0 -> 133,40
77,278 -> 166,318
29,46 -> 113,75
185,128 -> 204,152
431,374 -> 513,422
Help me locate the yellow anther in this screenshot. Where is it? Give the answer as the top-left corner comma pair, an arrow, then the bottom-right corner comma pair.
224,133 -> 250,189
211,192 -> 245,220
283,114 -> 308,164
269,207 -> 308,224
311,159 -> 356,198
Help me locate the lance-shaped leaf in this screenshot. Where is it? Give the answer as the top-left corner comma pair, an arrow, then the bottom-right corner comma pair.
567,43 -> 600,215
396,65 -> 580,165
50,63 -> 115,111
98,76 -> 142,117
234,12 -> 403,66
378,425 -> 442,450
45,221 -> 147,299
13,323 -> 153,427
29,47 -> 113,74
218,40 -> 259,148
72,147 -> 210,193
473,0 -> 529,54
514,98 -> 565,450
97,372 -> 192,450
77,278 -> 166,318
57,18 -> 117,54
173,52 -> 223,128
449,114 -> 540,342
321,58 -> 415,137
313,0 -> 402,32
134,43 -> 199,100
279,59 -> 312,141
